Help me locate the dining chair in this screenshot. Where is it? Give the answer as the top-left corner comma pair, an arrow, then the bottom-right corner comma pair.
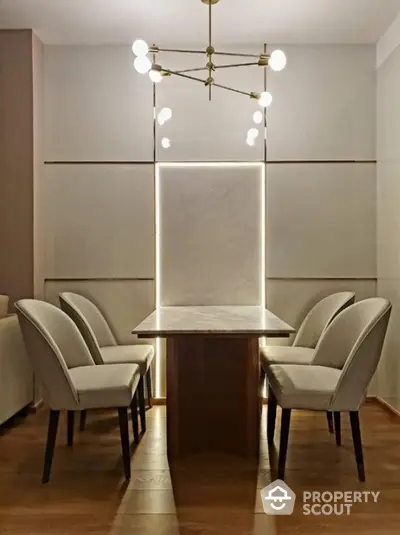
266,297 -> 391,481
15,299 -> 141,483
261,291 -> 355,433
59,292 -> 154,434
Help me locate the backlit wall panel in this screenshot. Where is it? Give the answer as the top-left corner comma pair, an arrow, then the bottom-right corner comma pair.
159,164 -> 263,306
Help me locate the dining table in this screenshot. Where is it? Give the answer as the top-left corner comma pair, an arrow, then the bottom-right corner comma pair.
133,305 -> 295,461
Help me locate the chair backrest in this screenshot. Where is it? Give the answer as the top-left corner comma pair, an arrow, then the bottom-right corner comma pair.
59,293 -> 117,365
15,299 -> 95,410
312,298 -> 391,411
293,292 -> 355,348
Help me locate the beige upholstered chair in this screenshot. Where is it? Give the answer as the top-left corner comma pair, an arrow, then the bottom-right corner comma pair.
266,297 -> 391,481
59,292 -> 154,433
261,292 -> 355,368
0,314 -> 33,425
261,291 -> 355,434
15,299 -> 141,483
0,295 -> 9,318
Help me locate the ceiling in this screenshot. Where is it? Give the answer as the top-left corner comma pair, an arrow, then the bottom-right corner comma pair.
0,0 -> 400,45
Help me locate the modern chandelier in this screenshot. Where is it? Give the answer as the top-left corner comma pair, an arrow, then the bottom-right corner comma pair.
131,0 -> 287,108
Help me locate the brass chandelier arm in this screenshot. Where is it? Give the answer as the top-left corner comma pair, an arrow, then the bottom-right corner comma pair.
160,68 -> 257,100
161,68 -> 208,85
156,47 -> 207,55
213,51 -> 260,58
214,62 -> 259,69
212,82 -> 254,98
154,48 -> 261,59
175,66 -> 210,74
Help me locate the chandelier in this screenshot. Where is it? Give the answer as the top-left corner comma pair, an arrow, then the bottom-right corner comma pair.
131,0 -> 287,109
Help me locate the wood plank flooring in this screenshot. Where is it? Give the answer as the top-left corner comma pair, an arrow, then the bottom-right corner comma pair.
0,403 -> 399,534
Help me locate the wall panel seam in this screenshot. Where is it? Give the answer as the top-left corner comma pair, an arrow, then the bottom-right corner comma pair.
44,161 -> 154,165
44,277 -> 155,282
44,160 -> 377,165
267,277 -> 377,281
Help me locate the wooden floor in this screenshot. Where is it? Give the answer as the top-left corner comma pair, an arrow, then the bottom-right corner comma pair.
0,403 -> 399,534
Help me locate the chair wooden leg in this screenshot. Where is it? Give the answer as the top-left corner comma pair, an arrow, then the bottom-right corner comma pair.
138,376 -> 146,434
334,412 -> 341,446
260,367 -> 266,390
278,409 -> 291,481
42,410 -> 60,484
267,387 -> 277,445
349,411 -> 365,482
130,393 -> 140,444
326,412 -> 334,434
67,411 -> 74,447
118,408 -> 131,480
145,369 -> 153,408
79,410 -> 87,432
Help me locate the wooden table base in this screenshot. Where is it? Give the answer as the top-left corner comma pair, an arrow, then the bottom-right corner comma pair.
166,336 -> 261,461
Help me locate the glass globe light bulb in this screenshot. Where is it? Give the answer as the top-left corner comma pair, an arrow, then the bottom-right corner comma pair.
246,136 -> 255,147
269,50 -> 287,72
134,56 -> 152,74
248,128 -> 259,139
253,111 -> 263,124
161,107 -> 172,122
149,70 -> 163,83
157,113 -> 165,126
161,137 -> 171,149
132,39 -> 149,57
258,91 -> 273,108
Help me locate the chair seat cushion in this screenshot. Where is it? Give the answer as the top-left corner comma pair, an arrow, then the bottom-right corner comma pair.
266,364 -> 342,410
69,363 -> 140,409
100,344 -> 154,375
261,345 -> 315,369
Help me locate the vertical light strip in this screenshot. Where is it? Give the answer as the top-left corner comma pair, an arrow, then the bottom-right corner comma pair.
260,162 -> 266,309
261,162 -> 267,398
153,78 -> 163,399
155,161 -> 265,399
262,43 -> 268,398
155,163 -> 162,398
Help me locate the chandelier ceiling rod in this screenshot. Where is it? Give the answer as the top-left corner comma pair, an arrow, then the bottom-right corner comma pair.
132,0 -> 287,107
208,0 -> 212,100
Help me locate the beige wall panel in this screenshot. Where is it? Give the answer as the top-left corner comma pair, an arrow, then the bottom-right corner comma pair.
44,46 -> 154,161
42,164 -> 155,279
267,45 -> 376,160
266,163 -> 376,278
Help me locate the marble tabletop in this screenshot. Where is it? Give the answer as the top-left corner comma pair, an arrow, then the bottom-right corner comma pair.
133,306 -> 295,337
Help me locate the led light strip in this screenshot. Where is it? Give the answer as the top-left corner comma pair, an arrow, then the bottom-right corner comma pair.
154,161 -> 266,399
261,163 -> 266,308
155,162 -> 161,398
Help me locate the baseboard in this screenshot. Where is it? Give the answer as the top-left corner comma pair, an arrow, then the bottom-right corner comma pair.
153,397 -> 166,405
372,395 -> 400,417
28,398 -> 43,413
